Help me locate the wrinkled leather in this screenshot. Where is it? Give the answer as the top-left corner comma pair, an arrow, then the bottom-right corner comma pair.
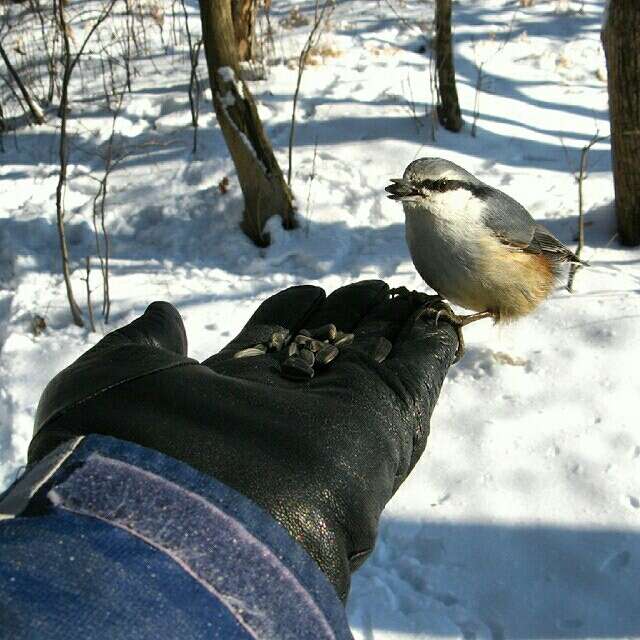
29,281 -> 457,601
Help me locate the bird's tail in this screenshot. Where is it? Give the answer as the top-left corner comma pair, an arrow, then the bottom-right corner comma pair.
567,251 -> 589,267
532,225 -> 589,266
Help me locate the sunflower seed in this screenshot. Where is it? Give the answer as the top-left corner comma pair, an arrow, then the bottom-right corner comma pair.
316,344 -> 339,366
298,329 -> 312,337
310,323 -> 337,341
309,339 -> 324,353
299,347 -> 315,366
234,345 -> 267,359
287,341 -> 299,357
281,356 -> 314,380
372,337 -> 392,363
295,334 -> 314,346
334,332 -> 354,348
268,331 -> 287,352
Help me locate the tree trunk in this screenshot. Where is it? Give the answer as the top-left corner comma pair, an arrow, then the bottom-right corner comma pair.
434,0 -> 463,132
199,0 -> 295,246
602,0 -> 640,246
231,0 -> 256,62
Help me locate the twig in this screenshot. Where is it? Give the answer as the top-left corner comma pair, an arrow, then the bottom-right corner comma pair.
93,91 -> 125,322
470,39 -> 484,138
0,41 -> 45,123
55,0 -> 117,327
469,13 -> 518,138
382,0 -> 427,40
403,74 -> 422,134
0,100 -> 5,153
189,40 -> 203,153
28,0 -> 57,105
135,0 -> 149,54
257,0 -> 276,62
1,70 -> 28,119
427,46 -> 438,142
287,0 -> 333,186
304,135 -> 318,237
171,0 -> 181,48
121,0 -> 134,92
83,256 -> 96,332
180,0 -> 202,154
567,133 -> 608,292
470,63 -> 483,137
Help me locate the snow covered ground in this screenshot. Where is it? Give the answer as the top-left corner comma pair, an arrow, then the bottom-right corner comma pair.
1,0 -> 639,637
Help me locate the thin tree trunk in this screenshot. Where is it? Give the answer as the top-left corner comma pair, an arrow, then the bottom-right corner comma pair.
29,0 -> 57,106
231,0 -> 256,62
198,0 -> 295,246
54,0 -> 116,326
602,0 -> 640,246
0,100 -> 5,152
56,0 -> 84,327
434,0 -> 462,132
0,42 -> 45,124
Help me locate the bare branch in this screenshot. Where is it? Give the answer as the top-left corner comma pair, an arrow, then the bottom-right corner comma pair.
287,0 -> 333,186
567,133 -> 609,292
469,12 -> 518,139
0,41 -> 45,124
55,0 -> 117,327
28,0 -> 57,105
63,1 -> 118,81
304,134 -> 318,237
83,256 -> 96,332
181,0 -> 203,153
92,91 -> 125,323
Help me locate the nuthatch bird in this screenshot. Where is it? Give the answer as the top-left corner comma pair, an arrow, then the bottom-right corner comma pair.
386,158 -> 584,360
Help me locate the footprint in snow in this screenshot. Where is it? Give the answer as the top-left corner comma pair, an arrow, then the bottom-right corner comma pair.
600,550 -> 631,573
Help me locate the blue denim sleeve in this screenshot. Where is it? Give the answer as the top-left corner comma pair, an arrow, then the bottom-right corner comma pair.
0,435 -> 353,640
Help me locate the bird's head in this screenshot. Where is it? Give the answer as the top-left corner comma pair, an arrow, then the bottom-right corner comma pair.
386,158 -> 483,206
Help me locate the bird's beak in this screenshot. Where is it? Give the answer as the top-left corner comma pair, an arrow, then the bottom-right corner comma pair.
385,178 -> 420,201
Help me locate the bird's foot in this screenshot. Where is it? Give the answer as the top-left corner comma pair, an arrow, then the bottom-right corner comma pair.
420,300 -> 495,363
419,299 -> 466,363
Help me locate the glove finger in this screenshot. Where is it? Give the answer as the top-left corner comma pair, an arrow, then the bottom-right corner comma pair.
114,301 -> 188,355
203,285 -> 325,366
383,306 -> 458,472
34,302 -> 195,437
386,304 -> 459,374
303,280 -> 389,333
336,293 -> 456,485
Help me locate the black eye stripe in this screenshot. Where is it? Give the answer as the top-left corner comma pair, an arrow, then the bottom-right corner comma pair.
414,178 -> 491,199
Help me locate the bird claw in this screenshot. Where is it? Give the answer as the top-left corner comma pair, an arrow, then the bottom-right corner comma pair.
419,298 -> 466,363
390,291 -> 477,363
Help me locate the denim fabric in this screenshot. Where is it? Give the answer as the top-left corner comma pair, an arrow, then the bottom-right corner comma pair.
0,435 -> 353,640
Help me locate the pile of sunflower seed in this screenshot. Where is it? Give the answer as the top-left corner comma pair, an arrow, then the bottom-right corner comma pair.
233,323 -> 392,381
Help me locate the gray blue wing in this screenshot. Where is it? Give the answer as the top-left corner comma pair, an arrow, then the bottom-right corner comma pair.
480,188 -> 537,248
481,189 -> 581,264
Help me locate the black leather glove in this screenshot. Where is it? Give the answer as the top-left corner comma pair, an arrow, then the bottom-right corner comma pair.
30,280 -> 457,601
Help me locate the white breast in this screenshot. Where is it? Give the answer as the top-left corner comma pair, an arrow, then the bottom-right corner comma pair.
403,190 -> 496,310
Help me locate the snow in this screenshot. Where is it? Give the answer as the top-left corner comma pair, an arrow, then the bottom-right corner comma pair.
218,65 -> 237,83
1,0 -> 639,637
220,91 -> 236,107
